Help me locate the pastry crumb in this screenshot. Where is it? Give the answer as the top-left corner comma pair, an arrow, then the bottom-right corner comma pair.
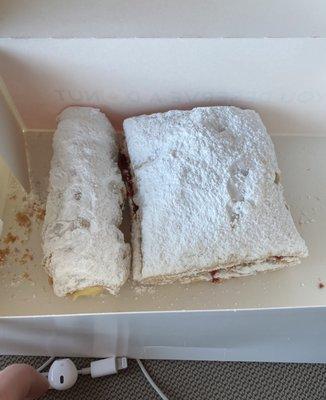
31,202 -> 46,222
15,212 -> 32,228
22,272 -> 32,281
3,232 -> 18,244
19,249 -> 34,265
0,247 -> 10,264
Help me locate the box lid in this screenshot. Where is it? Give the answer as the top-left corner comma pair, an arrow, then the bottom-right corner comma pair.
1,0 -> 326,39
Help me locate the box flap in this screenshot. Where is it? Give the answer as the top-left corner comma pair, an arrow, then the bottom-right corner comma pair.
0,0 -> 326,38
1,38 -> 326,135
0,79 -> 29,191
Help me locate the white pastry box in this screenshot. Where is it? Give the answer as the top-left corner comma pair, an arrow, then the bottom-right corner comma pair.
1,0 -> 326,363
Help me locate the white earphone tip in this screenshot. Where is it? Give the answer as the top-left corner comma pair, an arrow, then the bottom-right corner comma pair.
48,359 -> 78,390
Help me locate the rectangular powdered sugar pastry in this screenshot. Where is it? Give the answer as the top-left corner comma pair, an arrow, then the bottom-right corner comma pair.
42,106 -> 130,296
123,106 -> 308,285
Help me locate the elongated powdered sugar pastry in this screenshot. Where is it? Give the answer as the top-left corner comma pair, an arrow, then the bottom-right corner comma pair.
42,106 -> 130,297
123,106 -> 308,285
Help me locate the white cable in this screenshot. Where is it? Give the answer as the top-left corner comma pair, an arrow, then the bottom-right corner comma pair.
78,367 -> 91,375
136,359 -> 169,400
37,357 -> 55,372
37,356 -> 168,399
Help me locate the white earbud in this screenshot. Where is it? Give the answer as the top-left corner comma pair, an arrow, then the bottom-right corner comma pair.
47,359 -> 78,390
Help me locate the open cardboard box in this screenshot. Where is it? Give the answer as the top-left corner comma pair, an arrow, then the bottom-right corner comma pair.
1,1 -> 326,362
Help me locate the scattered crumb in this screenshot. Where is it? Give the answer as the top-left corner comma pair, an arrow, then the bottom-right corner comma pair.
3,232 -> 18,244
22,272 -> 32,281
0,247 -> 10,264
15,212 -> 32,228
318,282 -> 325,289
300,282 -> 305,287
9,194 -> 17,201
18,249 -> 34,265
21,253 -> 34,263
31,202 -> 46,222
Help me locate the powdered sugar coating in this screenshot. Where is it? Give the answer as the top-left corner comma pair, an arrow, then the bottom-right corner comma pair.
43,107 -> 130,296
124,106 -> 308,283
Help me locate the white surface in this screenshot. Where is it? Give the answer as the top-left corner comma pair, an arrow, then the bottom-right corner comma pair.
42,107 -> 130,296
1,0 -> 326,38
0,135 -> 325,316
125,106 -> 307,283
1,308 -> 326,363
0,38 -> 326,135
